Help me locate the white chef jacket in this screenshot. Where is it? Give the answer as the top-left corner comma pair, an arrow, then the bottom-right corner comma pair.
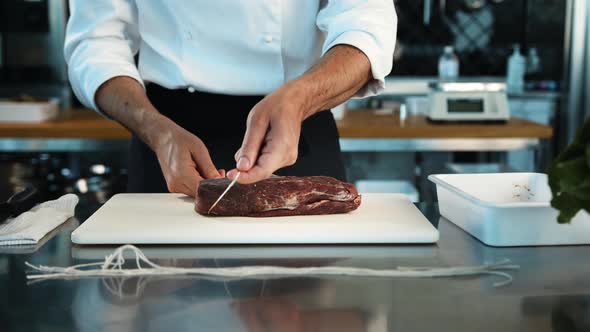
64,0 -> 397,111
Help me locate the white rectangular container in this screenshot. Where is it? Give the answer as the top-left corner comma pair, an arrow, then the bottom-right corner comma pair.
429,173 -> 590,247
0,99 -> 58,122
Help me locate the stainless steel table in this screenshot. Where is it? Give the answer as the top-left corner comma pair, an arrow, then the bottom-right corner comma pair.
0,137 -> 540,152
1,203 -> 588,332
339,138 -> 540,152
0,107 -> 552,153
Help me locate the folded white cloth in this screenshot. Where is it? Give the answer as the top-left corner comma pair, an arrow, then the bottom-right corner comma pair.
0,194 -> 79,246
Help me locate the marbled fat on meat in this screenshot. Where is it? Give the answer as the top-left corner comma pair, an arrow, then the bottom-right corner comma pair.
195,176 -> 361,217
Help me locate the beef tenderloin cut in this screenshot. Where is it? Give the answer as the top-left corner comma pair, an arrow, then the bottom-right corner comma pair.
195,176 -> 361,217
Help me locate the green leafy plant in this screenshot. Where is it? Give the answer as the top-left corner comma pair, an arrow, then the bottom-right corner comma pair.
548,117 -> 590,223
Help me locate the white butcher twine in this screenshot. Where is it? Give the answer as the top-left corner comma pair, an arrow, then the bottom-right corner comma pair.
26,245 -> 520,287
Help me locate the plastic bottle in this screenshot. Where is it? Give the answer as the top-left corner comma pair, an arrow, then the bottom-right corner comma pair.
526,47 -> 541,74
506,44 -> 526,93
438,46 -> 459,82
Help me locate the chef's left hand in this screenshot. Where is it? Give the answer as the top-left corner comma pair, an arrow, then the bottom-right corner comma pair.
228,82 -> 307,184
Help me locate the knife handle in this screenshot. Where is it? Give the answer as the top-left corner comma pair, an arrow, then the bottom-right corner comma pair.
6,187 -> 40,218
0,204 -> 11,222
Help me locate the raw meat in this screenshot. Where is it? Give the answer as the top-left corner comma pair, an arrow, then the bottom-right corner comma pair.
195,176 -> 361,217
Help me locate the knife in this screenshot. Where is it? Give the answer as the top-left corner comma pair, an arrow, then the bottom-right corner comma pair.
208,171 -> 241,214
0,187 -> 40,223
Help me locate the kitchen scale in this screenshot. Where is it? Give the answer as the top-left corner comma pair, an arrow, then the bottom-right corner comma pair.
427,82 -> 510,122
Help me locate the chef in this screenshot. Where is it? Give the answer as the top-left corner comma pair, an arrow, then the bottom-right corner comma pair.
65,1 -> 397,197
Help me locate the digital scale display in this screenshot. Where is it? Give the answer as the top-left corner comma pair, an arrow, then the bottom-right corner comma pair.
447,98 -> 485,113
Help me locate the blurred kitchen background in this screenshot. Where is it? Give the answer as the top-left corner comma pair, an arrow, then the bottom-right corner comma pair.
1,0 -> 589,212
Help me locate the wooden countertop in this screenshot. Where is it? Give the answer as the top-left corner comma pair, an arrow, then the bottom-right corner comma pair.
338,109 -> 553,139
0,108 -> 553,140
0,110 -> 132,140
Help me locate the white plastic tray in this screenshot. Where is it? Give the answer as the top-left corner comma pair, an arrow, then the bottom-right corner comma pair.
429,173 -> 590,247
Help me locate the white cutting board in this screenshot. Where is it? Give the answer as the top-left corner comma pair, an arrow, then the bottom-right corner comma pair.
71,193 -> 439,245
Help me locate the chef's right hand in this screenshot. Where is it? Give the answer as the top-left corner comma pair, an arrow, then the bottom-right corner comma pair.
152,122 -> 223,197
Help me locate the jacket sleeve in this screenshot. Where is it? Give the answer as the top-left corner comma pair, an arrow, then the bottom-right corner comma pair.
64,0 -> 143,112
317,0 -> 397,98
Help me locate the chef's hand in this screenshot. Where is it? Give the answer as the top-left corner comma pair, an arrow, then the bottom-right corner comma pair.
95,77 -> 227,196
153,121 -> 224,197
227,82 -> 305,184
227,45 -> 372,184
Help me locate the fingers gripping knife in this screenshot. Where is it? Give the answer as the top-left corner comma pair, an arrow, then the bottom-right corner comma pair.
207,172 -> 241,214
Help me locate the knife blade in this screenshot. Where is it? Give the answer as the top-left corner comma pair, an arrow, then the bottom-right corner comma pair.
208,171 -> 241,214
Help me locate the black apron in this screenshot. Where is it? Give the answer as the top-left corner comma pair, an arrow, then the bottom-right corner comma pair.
127,83 -> 346,193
